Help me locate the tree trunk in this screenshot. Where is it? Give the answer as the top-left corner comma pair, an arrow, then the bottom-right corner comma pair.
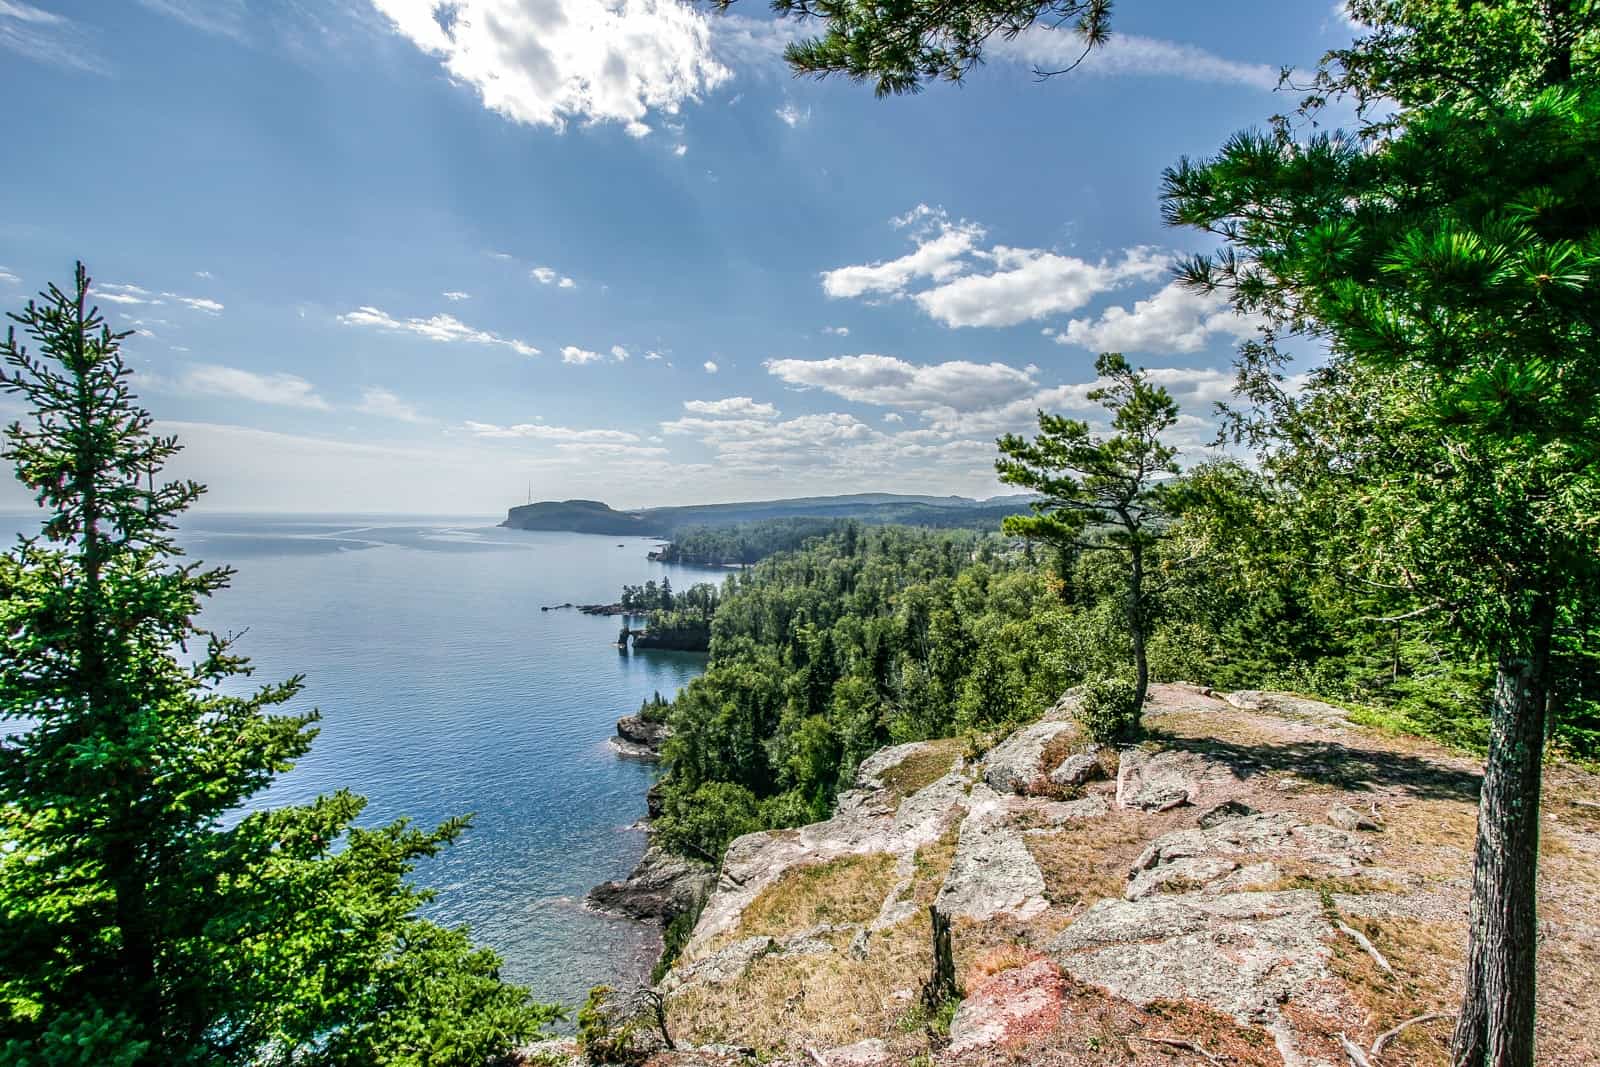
921,906 -> 957,1011
1451,597 -> 1554,1067
1128,540 -> 1149,717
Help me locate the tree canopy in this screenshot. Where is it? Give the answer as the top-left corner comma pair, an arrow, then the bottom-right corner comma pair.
0,267 -> 557,1065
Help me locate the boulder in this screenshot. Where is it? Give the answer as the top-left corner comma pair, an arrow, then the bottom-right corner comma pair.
611,714 -> 671,759
947,958 -> 1065,1055
1222,690 -> 1351,728
1115,749 -> 1198,812
1198,799 -> 1257,828
982,719 -> 1076,794
1328,802 -> 1382,832
586,846 -> 715,923
1125,856 -> 1240,900
1048,751 -> 1103,787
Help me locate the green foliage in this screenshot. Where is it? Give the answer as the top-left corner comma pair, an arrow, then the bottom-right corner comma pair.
997,352 -> 1181,715
1075,675 -> 1141,744
724,0 -> 1111,96
0,266 -> 557,1063
575,986 -> 645,1067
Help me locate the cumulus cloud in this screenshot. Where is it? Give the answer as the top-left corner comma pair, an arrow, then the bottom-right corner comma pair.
766,353 -> 1037,412
531,266 -> 576,288
339,305 -> 540,356
775,102 -> 808,127
464,420 -> 640,443
821,205 -> 984,300
644,350 -> 664,360
561,345 -> 604,365
914,246 -> 1167,328
683,396 -> 777,418
611,345 -> 631,361
822,325 -> 849,336
992,27 -> 1278,90
443,290 -> 471,301
180,364 -> 329,410
703,360 -> 718,373
1057,281 -> 1259,354
356,386 -> 428,422
673,143 -> 688,157
369,0 -> 731,132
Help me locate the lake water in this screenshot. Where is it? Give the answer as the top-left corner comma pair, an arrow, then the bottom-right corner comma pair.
1,512 -> 719,1011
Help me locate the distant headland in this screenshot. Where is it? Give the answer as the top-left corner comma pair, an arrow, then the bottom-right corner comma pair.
499,492 -> 1035,537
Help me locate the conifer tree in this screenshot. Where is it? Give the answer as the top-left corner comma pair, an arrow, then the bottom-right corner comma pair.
0,265 -> 557,1065
995,353 -> 1179,720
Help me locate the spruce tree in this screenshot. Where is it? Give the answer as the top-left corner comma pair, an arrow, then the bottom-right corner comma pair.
0,265 -> 558,1065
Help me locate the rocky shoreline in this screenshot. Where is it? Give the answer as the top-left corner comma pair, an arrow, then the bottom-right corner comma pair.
607,713 -> 671,760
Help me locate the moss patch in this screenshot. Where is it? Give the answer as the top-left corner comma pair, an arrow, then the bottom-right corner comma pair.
879,738 -> 965,798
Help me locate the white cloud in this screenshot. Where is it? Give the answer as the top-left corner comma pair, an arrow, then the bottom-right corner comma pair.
443,290 -> 471,301
702,360 -> 719,373
775,102 -> 808,127
95,283 -> 159,306
644,350 -> 664,361
194,270 -> 212,279
1058,281 -> 1259,354
683,396 -> 777,418
766,353 -> 1037,412
561,345 -> 604,365
464,420 -> 640,443
369,0 -> 731,132
180,363 -> 330,410
914,246 -> 1167,328
625,120 -> 652,138
356,386 -> 428,423
821,206 -> 984,299
0,1 -> 105,73
168,293 -> 223,314
0,268 -> 17,284
822,325 -> 849,336
531,266 -> 576,288
339,305 -> 539,356
673,143 -> 688,157
610,344 -> 631,361
992,28 -> 1278,90
883,412 -> 903,423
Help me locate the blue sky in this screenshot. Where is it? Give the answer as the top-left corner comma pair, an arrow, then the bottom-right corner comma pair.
0,0 -> 1354,513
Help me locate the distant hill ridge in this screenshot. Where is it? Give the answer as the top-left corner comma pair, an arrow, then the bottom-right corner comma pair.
500,492 -> 1036,536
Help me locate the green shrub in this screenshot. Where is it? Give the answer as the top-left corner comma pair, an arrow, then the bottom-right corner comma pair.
1075,675 -> 1141,743
576,986 -> 645,1066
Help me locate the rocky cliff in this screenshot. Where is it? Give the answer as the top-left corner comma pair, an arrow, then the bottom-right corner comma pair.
530,684 -> 1600,1067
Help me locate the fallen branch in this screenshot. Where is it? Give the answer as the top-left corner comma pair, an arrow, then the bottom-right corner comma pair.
1370,1012 -> 1454,1059
1337,1032 -> 1374,1067
1131,1035 -> 1224,1065
1337,921 -> 1395,976
802,1046 -> 827,1067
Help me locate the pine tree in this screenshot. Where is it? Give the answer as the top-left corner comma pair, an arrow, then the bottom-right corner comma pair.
0,265 -> 558,1065
995,352 -> 1179,720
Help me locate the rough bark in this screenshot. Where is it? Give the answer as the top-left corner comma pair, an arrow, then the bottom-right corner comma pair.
1128,539 -> 1149,717
1451,597 -> 1554,1067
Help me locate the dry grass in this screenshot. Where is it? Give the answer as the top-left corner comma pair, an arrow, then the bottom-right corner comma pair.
879,738 -> 965,797
665,914 -> 933,1053
1325,913 -> 1461,1067
909,826 -> 961,909
732,852 -> 899,940
1023,815 -> 1155,908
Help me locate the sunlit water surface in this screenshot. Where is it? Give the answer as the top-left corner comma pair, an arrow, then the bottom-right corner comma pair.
1,513 -> 716,1010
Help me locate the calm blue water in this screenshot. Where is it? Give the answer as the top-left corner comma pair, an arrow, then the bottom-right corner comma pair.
1,513 -> 719,1010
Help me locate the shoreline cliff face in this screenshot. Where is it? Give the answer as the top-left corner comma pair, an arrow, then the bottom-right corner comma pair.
539,683 -> 1600,1067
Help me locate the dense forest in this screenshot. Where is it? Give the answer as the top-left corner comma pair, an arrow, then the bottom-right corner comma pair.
618,579 -> 721,651
648,479 -> 1600,863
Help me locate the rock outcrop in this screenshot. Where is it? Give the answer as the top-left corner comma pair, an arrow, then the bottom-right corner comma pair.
609,713 -> 672,760
633,682 -> 1600,1067
586,845 -> 714,923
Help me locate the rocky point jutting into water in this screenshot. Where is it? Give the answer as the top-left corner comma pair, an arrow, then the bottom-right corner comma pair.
553,683 -> 1600,1067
